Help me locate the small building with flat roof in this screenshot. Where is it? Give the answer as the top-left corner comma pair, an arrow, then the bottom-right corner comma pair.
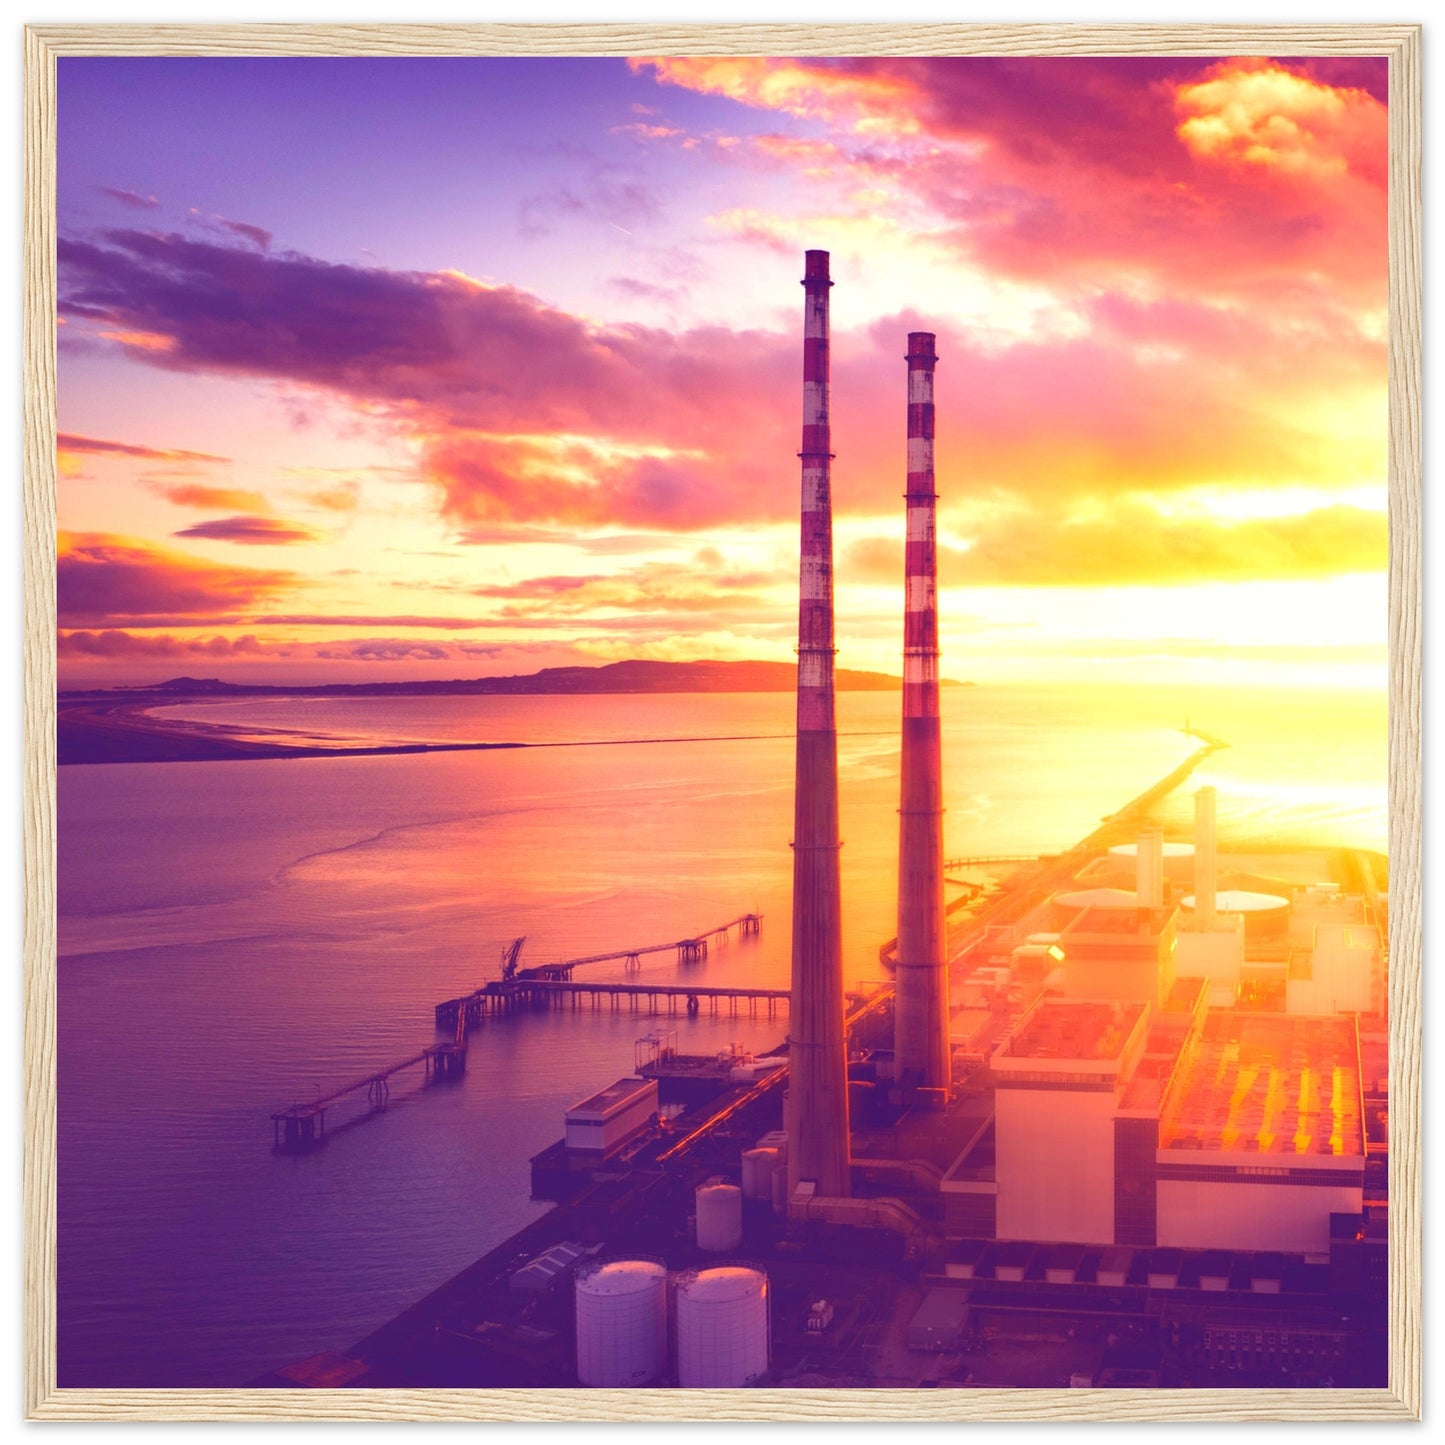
991,998 -> 1151,1245
564,1076 -> 659,1159
1053,904 -> 1178,1006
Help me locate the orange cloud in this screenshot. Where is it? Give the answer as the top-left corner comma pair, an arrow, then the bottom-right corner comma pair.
153,483 -> 272,511
1175,58 -> 1387,187
58,432 -> 231,478
844,501 -> 1385,588
651,56 -> 1387,320
303,481 -> 362,513
58,531 -> 299,626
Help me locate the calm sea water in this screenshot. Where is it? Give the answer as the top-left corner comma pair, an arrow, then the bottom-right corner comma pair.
56,684 -> 1386,1386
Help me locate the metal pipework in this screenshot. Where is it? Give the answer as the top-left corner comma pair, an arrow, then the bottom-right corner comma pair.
893,332 -> 951,1096
785,249 -> 851,1199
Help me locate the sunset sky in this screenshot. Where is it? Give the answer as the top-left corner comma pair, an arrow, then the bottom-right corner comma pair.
55,54 -> 1389,690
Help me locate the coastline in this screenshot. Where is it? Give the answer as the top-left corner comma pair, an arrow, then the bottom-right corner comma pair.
57,700 -> 529,766
55,658 -> 931,765
56,699 -> 812,767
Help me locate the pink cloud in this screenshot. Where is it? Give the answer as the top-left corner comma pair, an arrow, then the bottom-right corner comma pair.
174,515 -> 320,545
58,531 -> 299,627
650,56 -> 1387,315
58,432 -> 229,464
58,629 -> 265,659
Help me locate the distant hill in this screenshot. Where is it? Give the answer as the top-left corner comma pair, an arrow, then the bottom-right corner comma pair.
64,658 -> 970,702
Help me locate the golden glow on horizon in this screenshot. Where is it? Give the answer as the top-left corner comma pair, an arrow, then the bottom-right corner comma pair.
55,55 -> 1389,690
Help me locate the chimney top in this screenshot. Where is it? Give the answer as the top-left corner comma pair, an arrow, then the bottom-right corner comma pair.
906,332 -> 938,362
803,250 -> 832,285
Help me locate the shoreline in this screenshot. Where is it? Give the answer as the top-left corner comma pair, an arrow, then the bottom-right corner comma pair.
57,700 -> 526,766
56,699 -> 821,767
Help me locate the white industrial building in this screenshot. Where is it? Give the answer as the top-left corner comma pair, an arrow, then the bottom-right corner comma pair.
991,997 -> 1152,1244
564,1077 -> 659,1159
1154,1012 -> 1365,1256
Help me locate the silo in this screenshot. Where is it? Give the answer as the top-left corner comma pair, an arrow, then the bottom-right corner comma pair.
695,1181 -> 744,1251
574,1258 -> 668,1387
741,1148 -> 779,1201
675,1265 -> 770,1388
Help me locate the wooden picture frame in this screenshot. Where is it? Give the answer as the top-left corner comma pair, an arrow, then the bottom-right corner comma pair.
22,21 -> 1422,1423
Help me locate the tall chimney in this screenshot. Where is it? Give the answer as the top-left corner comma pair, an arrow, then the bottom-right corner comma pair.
785,250 -> 850,1199
1138,824 -> 1165,911
1195,786 -> 1217,929
894,332 -> 951,1096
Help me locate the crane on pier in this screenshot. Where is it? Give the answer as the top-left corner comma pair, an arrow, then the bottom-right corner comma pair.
500,936 -> 526,981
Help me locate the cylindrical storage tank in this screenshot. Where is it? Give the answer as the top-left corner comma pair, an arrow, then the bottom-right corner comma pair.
1050,887 -> 1139,928
771,1158 -> 790,1215
675,1266 -> 770,1388
574,1259 -> 668,1387
696,1182 -> 744,1251
1182,890 -> 1290,939
741,1148 -> 778,1201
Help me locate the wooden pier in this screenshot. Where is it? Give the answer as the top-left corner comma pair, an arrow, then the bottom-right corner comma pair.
439,978 -> 787,1029
509,913 -> 762,983
271,1042 -> 467,1153
269,912 -> 763,1149
436,913 -> 763,1027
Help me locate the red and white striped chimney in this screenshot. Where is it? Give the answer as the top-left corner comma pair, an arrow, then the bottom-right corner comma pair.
1195,786 -> 1218,929
894,332 -> 951,1096
785,250 -> 851,1199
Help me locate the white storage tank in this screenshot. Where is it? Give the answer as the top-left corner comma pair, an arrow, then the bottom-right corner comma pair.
1050,887 -> 1139,927
675,1265 -> 770,1387
740,1148 -> 778,1201
696,1181 -> 744,1251
574,1258 -> 668,1387
1183,889 -> 1290,939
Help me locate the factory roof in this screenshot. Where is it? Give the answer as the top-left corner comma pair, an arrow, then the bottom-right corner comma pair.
1060,905 -> 1174,938
566,1075 -> 656,1120
1159,1012 -> 1363,1159
999,999 -> 1147,1064
510,1240 -> 597,1293
1053,887 -> 1138,912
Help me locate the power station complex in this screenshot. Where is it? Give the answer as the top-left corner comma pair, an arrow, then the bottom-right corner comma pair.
260,253 -> 1390,1393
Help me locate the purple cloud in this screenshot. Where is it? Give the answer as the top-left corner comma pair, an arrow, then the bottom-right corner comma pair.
174,515 -> 320,545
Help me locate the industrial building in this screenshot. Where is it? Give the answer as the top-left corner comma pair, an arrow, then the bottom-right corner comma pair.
260,250 -> 1388,1392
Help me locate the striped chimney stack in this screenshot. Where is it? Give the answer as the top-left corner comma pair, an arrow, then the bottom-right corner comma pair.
1138,823 -> 1166,912
785,249 -> 851,1200
1194,786 -> 1218,929
894,332 -> 951,1096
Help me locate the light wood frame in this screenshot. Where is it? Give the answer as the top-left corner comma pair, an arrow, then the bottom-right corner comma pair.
22,21 -> 1422,1423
